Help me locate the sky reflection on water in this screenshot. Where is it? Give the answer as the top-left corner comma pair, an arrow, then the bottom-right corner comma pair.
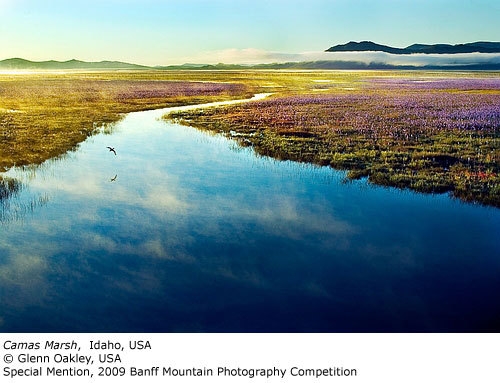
1,105 -> 499,332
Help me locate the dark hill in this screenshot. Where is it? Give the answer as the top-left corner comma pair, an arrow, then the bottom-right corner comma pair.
326,41 -> 406,54
326,41 -> 500,54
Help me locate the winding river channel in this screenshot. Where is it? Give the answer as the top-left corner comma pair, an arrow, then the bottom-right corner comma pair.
1,96 -> 499,332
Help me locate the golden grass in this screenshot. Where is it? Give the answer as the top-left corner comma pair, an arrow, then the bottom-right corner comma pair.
165,70 -> 500,207
1,69 -> 499,207
0,70 -> 253,170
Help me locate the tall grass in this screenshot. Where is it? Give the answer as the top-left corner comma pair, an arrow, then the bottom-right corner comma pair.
167,72 -> 500,207
2,69 -> 499,206
0,71 -> 251,170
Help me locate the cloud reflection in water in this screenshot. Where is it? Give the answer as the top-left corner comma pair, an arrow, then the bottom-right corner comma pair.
0,104 -> 499,332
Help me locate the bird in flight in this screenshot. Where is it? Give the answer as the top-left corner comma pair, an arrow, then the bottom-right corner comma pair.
110,174 -> 118,182
107,146 -> 117,155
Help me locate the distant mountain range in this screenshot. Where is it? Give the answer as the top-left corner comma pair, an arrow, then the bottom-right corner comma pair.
326,41 -> 500,54
2,58 -> 500,71
0,58 -> 149,70
2,44 -> 500,72
155,61 -> 500,71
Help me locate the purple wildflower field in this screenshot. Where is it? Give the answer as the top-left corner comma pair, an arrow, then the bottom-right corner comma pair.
115,81 -> 247,101
171,75 -> 500,207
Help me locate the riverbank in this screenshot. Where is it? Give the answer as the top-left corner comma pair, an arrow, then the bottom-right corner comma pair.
0,71 -> 253,171
2,70 -> 499,207
2,91 -> 499,332
166,73 -> 500,207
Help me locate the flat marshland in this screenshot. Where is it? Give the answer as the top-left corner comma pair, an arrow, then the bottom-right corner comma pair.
1,70 -> 499,206
167,71 -> 500,207
1,69 -> 500,333
0,71 -> 252,170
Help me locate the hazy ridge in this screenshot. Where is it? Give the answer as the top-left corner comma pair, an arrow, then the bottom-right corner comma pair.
2,43 -> 500,72
0,58 -> 149,70
326,41 -> 500,54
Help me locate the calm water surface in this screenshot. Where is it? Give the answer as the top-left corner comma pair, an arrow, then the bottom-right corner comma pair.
1,102 -> 499,332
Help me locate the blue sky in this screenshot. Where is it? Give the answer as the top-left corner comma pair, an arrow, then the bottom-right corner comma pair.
0,0 -> 499,65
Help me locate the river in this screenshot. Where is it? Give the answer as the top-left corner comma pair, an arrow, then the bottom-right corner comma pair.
1,96 -> 499,332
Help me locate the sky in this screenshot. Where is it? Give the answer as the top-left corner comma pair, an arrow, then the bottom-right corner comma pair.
0,0 -> 499,65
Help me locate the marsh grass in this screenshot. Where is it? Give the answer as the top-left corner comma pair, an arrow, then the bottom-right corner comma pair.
2,69 -> 499,207
0,69 -> 338,172
0,177 -> 22,201
167,71 -> 500,207
0,71 -> 253,171
0,181 -> 49,224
